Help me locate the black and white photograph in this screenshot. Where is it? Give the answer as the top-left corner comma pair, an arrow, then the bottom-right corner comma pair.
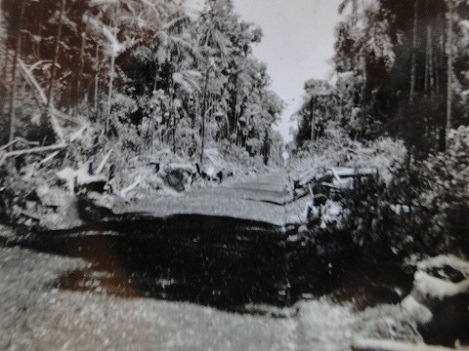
1,0 -> 469,349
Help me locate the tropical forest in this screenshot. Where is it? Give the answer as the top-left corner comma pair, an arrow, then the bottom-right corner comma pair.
1,0 -> 469,350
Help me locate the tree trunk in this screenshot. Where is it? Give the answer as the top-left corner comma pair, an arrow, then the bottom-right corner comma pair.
105,7 -> 118,136
106,54 -> 115,135
435,12 -> 444,97
94,43 -> 99,114
410,0 -> 419,104
167,75 -> 176,154
200,67 -> 210,163
76,29 -> 86,101
70,16 -> 87,109
8,0 -> 26,149
230,74 -> 239,138
1,49 -> 11,116
45,0 -> 66,110
262,129 -> 270,166
424,0 -> 433,140
42,0 -> 66,144
352,337 -> 460,351
445,0 -> 453,148
425,25 -> 433,96
310,97 -> 315,141
35,0 -> 44,59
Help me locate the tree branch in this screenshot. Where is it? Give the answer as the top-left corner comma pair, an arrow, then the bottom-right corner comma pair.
0,138 -> 39,152
0,143 -> 68,167
352,338 -> 468,351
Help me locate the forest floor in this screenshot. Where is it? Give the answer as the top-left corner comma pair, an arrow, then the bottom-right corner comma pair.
0,223 -> 418,351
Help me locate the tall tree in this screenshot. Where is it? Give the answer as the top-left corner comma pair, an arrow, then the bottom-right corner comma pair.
446,0 -> 454,146
7,0 -> 26,147
410,0 -> 419,104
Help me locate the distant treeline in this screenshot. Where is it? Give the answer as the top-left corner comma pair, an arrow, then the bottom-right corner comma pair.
293,0 -> 469,156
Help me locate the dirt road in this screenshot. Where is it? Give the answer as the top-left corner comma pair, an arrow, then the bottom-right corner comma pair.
0,232 -> 415,351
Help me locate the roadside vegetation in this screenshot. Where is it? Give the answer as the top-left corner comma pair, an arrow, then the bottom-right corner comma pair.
291,0 -> 469,258
0,0 -> 284,225
1,0 -> 469,349
288,2 -> 469,346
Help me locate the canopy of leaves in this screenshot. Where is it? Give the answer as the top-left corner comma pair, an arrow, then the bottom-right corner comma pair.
0,0 -> 283,163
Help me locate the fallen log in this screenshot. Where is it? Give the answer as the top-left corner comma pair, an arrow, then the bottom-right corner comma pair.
0,138 -> 39,152
38,150 -> 61,166
96,149 -> 113,174
120,177 -> 141,197
0,143 -> 68,167
352,338 -> 469,351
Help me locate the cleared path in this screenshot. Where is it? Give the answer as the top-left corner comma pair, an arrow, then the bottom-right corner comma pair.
123,171 -> 296,227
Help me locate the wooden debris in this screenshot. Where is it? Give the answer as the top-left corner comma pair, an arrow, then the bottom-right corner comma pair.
352,338 -> 468,351
38,150 -> 60,166
0,143 -> 68,167
0,138 -> 39,152
120,177 -> 141,197
19,210 -> 41,223
69,125 -> 88,141
96,149 -> 113,174
18,58 -> 79,127
293,167 -> 378,200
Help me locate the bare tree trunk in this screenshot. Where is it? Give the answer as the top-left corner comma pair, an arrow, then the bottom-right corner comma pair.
35,0 -> 44,59
105,7 -> 118,136
425,25 -> 433,96
70,16 -> 87,110
445,0 -> 454,147
45,0 -> 66,111
8,0 -> 26,149
167,76 -> 176,154
200,67 -> 210,163
1,1 -> 11,87
105,55 -> 115,135
410,0 -> 419,104
76,29 -> 86,101
94,43 -> 99,114
42,0 -> 66,144
1,49 -> 11,116
230,74 -> 239,142
310,97 -> 315,141
435,13 -> 444,97
1,48 -> 9,83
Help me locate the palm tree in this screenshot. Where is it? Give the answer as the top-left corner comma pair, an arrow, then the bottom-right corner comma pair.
87,0 -> 148,135
339,0 -> 358,15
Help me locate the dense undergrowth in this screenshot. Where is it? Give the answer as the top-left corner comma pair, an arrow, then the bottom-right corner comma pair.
0,117 -> 276,228
0,0 -> 287,226
291,125 -> 469,258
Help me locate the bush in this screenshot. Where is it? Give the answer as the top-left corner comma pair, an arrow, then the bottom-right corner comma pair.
294,125 -> 469,257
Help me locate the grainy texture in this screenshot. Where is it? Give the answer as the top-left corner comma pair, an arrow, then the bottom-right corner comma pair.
0,230 -> 417,351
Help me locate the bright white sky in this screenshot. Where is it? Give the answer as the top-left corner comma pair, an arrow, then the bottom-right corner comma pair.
187,0 -> 342,142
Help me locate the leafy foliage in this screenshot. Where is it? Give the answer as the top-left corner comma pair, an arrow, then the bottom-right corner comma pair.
291,0 -> 469,257
0,0 -> 283,169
